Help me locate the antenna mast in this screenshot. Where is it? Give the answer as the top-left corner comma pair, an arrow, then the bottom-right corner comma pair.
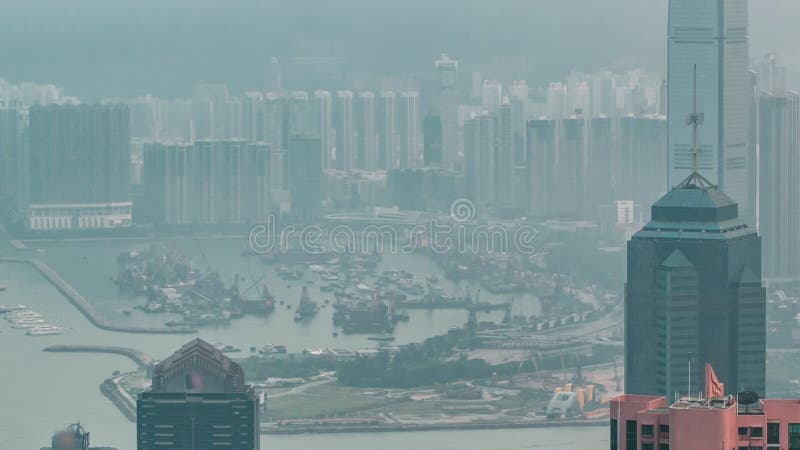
686,64 -> 704,175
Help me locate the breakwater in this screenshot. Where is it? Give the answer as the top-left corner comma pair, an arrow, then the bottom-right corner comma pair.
44,345 -> 155,368
0,257 -> 196,334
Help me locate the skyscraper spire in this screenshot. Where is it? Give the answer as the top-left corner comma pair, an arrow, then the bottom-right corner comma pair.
677,64 -> 715,189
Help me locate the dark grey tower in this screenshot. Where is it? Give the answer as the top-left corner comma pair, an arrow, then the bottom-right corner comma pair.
625,172 -> 766,397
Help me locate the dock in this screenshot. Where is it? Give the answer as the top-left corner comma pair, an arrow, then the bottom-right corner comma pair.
0,257 -> 196,334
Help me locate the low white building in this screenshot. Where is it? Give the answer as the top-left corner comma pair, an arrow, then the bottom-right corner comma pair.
26,202 -> 133,231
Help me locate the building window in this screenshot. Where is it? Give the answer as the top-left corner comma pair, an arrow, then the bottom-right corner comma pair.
610,419 -> 618,450
740,427 -> 750,436
659,424 -> 669,436
642,444 -> 654,450
659,445 -> 669,450
641,424 -> 654,437
768,423 -> 780,445
626,420 -> 637,450
751,427 -> 764,438
789,423 -> 800,450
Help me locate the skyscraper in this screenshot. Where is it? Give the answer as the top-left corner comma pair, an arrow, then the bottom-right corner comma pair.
667,0 -> 751,214
496,102 -> 514,207
262,92 -> 283,149
355,91 -> 376,169
137,339 -> 260,450
376,90 -> 397,170
311,90 -> 333,170
758,91 -> 800,281
334,90 -> 354,171
463,112 -> 495,208
0,107 -> 21,209
289,135 -> 323,223
625,172 -> 765,397
28,104 -> 132,231
435,53 -> 459,169
397,91 -> 419,169
422,114 -> 442,167
242,91 -> 263,142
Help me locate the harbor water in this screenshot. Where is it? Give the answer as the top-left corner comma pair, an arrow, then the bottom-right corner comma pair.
0,238 -> 607,449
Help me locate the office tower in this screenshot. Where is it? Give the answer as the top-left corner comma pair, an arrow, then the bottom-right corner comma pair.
435,53 -> 459,169
190,98 -> 214,140
143,143 -> 193,226
667,0 -> 751,211
222,96 -> 243,139
137,339 -> 260,450
334,90 -> 354,170
481,80 -> 502,113
289,135 -> 322,223
463,112 -> 495,208
470,72 -> 482,99
496,102 -> 514,207
311,90 -> 333,169
376,91 -> 396,170
397,91 -> 419,169
262,92 -> 283,149
423,114 -> 443,167
27,104 -> 131,230
288,91 -> 310,136
355,91 -> 376,169
571,81 -> 591,116
42,422 -> 118,450
626,173 -> 765,397
0,108 -> 21,208
265,56 -> 282,93
127,95 -> 158,140
759,92 -> 800,281
525,119 -> 557,217
242,91 -> 263,142
547,82 -> 568,119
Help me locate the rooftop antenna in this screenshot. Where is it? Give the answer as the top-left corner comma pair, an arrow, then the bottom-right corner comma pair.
686,64 -> 704,175
677,64 -> 714,189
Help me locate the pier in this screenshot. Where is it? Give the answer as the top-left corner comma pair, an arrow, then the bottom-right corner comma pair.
43,345 -> 155,368
0,257 -> 196,334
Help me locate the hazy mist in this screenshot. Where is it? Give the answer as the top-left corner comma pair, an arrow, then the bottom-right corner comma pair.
0,0 -> 796,98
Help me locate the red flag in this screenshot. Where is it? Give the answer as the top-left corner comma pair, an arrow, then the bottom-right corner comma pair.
705,363 -> 725,398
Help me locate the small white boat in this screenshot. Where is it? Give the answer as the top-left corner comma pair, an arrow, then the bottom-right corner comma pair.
27,326 -> 64,336
13,319 -> 47,328
6,312 -> 41,321
0,304 -> 25,313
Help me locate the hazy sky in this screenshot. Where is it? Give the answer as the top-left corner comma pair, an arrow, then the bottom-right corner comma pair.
0,0 -> 797,99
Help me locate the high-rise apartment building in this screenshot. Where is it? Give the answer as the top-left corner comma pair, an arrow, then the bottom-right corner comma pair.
311,90 -> 333,170
334,91 -> 354,171
27,104 -> 132,230
377,91 -> 396,170
397,91 -> 419,169
0,108 -> 22,209
463,112 -> 495,209
435,54 -> 459,169
355,91 -> 376,169
423,114 -> 443,167
289,135 -> 323,223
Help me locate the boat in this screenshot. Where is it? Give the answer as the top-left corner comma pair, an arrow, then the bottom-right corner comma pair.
259,344 -> 287,355
367,334 -> 396,342
0,304 -> 27,313
294,287 -> 319,321
13,319 -> 48,328
27,326 -> 64,336
6,311 -> 41,321
0,284 -> 8,292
